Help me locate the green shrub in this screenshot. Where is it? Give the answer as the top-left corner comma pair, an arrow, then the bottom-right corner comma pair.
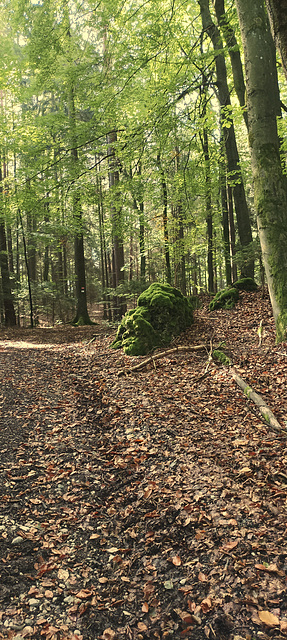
111,282 -> 193,355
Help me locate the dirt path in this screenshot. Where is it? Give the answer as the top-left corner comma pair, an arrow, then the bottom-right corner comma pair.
0,295 -> 286,640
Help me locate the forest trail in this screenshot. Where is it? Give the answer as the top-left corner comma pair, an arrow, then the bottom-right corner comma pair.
0,291 -> 286,640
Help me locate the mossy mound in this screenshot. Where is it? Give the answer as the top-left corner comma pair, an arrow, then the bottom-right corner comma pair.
212,349 -> 231,366
111,282 -> 193,355
232,277 -> 257,292
209,287 -> 239,311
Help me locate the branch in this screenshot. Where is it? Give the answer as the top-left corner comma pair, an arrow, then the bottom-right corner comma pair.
230,368 -> 286,435
118,344 -> 207,376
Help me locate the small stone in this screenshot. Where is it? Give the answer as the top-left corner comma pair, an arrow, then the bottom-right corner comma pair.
28,598 -> 40,606
64,595 -> 75,605
12,536 -> 24,545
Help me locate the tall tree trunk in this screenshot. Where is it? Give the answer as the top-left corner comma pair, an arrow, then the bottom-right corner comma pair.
173,149 -> 186,295
235,0 -> 287,341
157,153 -> 172,284
0,160 -> 16,327
200,128 -> 214,293
219,139 -> 232,285
265,0 -> 287,81
68,84 -> 92,326
107,131 -> 126,320
198,0 -> 254,279
214,0 -> 248,129
227,186 -> 238,282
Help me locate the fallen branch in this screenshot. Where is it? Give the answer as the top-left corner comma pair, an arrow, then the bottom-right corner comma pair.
118,344 -> 207,375
230,367 -> 286,435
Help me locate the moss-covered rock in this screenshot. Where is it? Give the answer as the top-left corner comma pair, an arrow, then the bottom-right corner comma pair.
111,282 -> 193,355
209,287 -> 239,311
232,277 -> 257,291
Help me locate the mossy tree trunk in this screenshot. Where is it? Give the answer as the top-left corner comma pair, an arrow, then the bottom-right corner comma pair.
235,0 -> 287,342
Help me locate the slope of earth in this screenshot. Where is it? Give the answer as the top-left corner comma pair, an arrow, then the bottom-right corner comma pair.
0,290 -> 286,640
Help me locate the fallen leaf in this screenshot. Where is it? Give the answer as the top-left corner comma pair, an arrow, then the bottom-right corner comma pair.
75,588 -> 94,599
201,597 -> 212,613
142,602 -> 149,613
143,582 -> 155,599
102,629 -> 116,640
222,539 -> 239,551
258,611 -> 279,627
172,555 -> 182,566
198,572 -> 208,582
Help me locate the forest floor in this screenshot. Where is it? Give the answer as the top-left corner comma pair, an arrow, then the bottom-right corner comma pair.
0,289 -> 286,640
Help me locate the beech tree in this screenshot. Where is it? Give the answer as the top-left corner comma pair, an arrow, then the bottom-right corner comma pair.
235,0 -> 287,341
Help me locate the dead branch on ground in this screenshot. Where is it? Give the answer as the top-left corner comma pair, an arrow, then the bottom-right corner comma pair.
118,344 -> 207,376
230,368 -> 286,435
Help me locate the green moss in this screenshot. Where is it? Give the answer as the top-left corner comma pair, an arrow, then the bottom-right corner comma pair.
111,282 -> 193,355
212,350 -> 231,366
232,277 -> 257,291
209,287 -> 239,311
276,310 -> 287,343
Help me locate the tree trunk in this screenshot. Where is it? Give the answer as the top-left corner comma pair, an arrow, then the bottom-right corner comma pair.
266,0 -> 287,81
219,138 -> 232,285
214,0 -> 248,129
0,160 -> 16,327
68,84 -> 92,326
200,128 -> 214,293
157,153 -> 172,284
198,0 -> 254,279
107,131 -> 126,320
173,149 -> 186,295
235,0 -> 287,341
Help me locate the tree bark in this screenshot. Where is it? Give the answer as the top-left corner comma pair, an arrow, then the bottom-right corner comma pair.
266,0 -> 287,81
235,0 -> 287,342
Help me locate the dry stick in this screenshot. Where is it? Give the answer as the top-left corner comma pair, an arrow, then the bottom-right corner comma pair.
230,367 -> 286,435
118,344 -> 207,375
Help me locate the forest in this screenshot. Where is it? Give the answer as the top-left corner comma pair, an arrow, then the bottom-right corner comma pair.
0,3 -> 287,639
1,0 -> 287,340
